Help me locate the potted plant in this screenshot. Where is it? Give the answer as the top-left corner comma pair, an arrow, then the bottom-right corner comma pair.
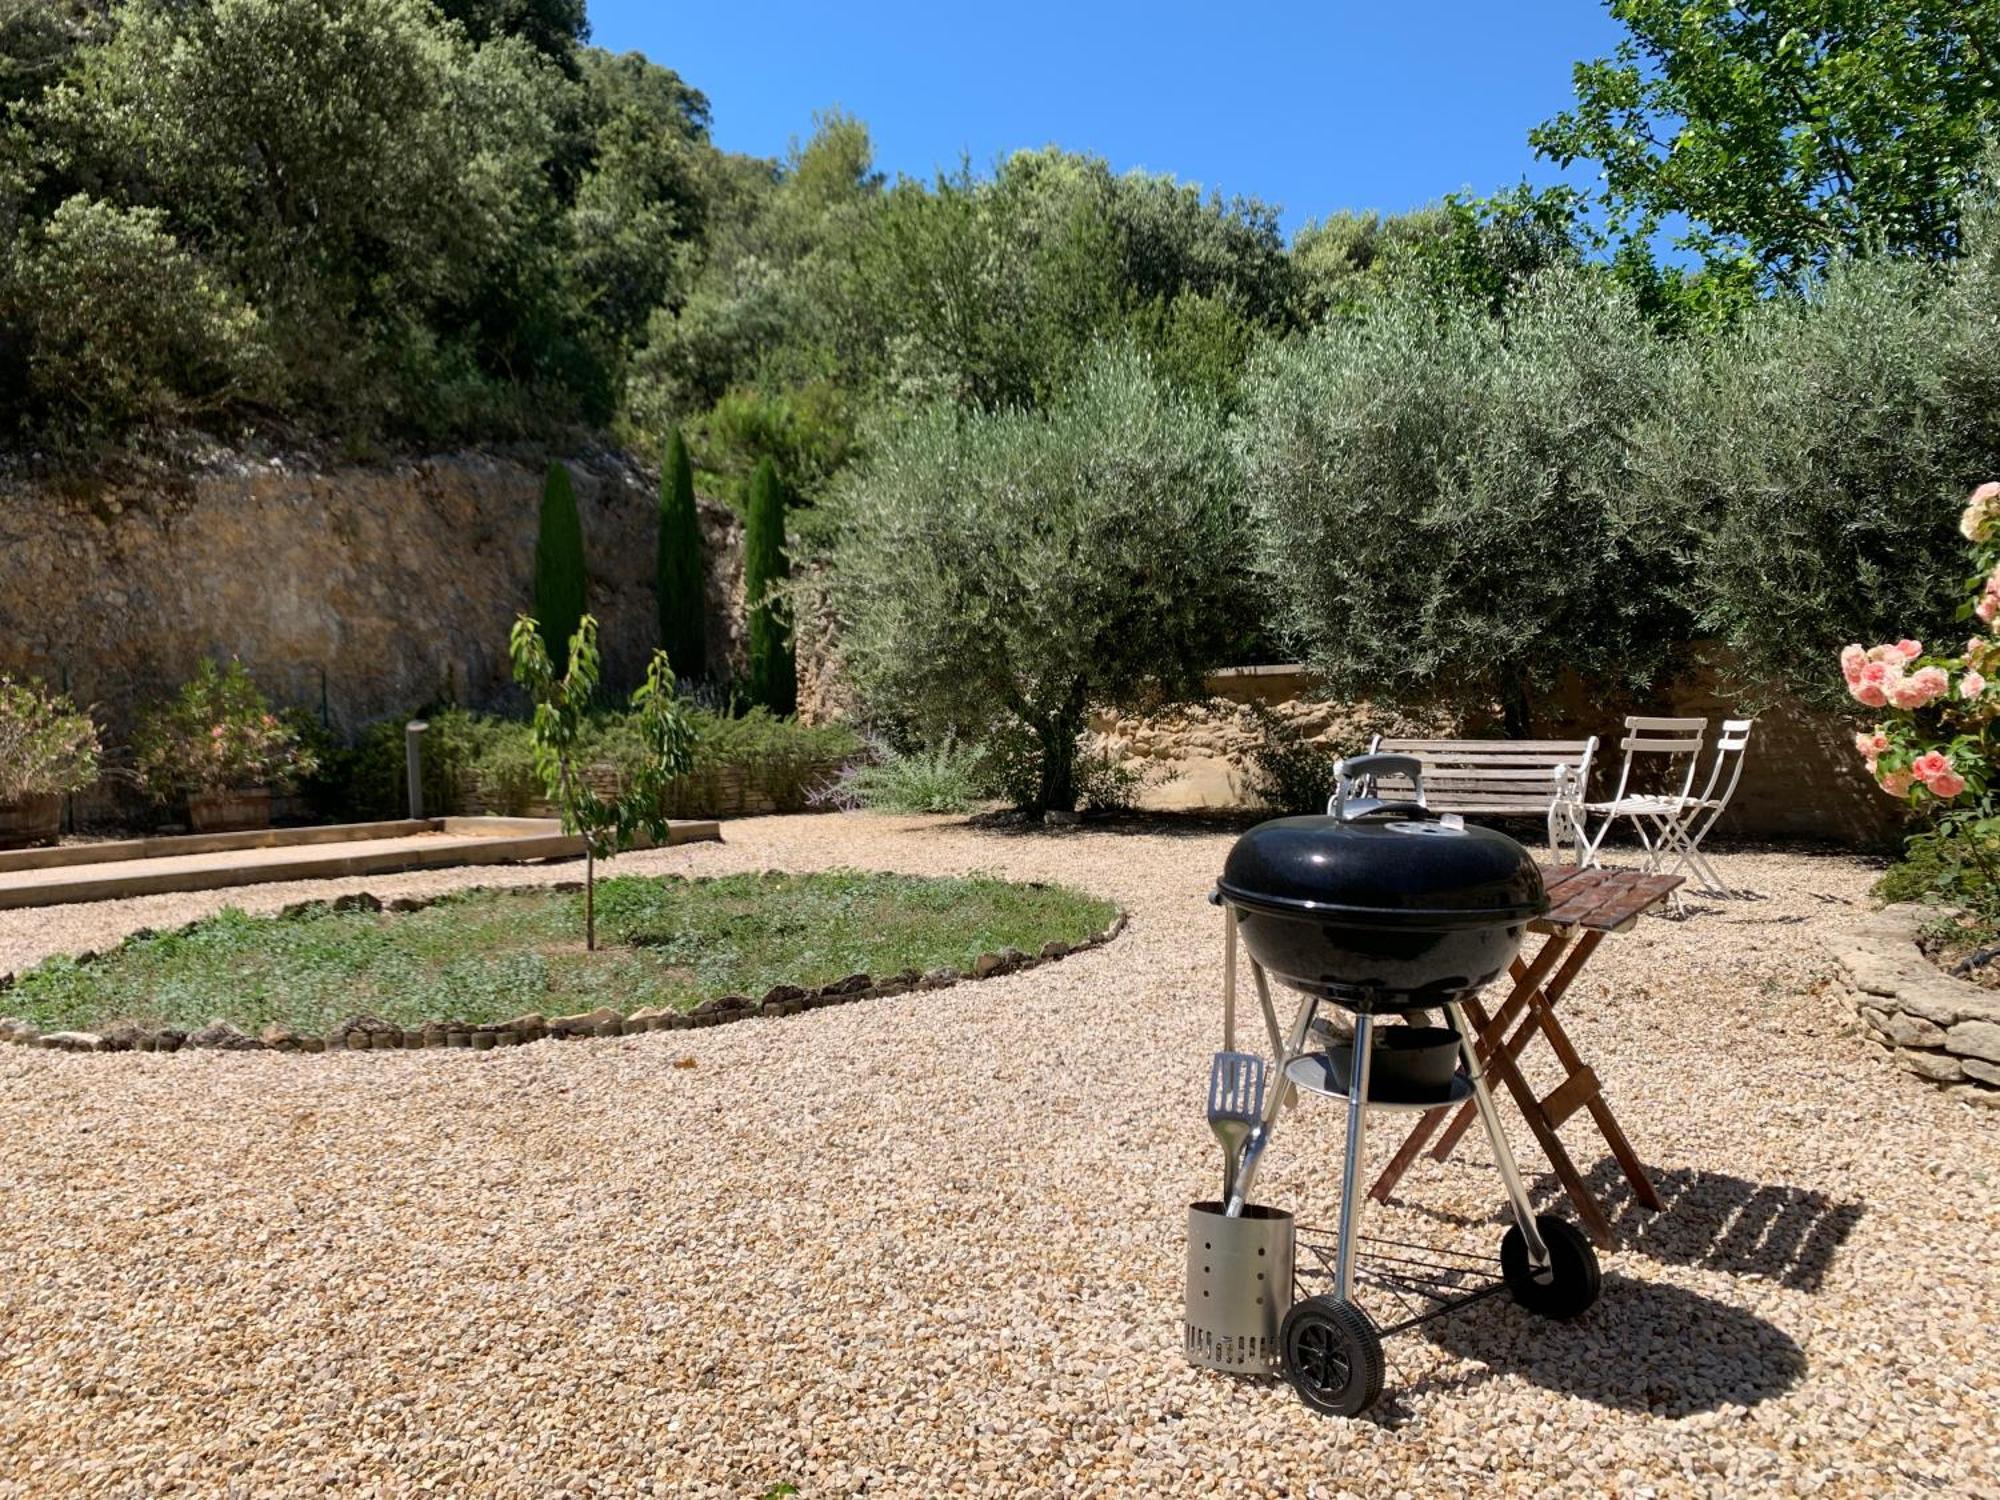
132,659 -> 318,831
0,677 -> 101,847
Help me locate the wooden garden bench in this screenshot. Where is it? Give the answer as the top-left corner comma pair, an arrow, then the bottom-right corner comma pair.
1353,735 -> 1599,860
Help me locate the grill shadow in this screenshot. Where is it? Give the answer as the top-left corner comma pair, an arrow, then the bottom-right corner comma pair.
1417,1272 -> 1807,1416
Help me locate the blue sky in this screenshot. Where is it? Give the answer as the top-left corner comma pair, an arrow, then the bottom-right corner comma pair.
584,2 -> 1629,239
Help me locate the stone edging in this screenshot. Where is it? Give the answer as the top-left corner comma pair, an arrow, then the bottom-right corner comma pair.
1830,901 -> 2000,1107
0,884 -> 1130,1058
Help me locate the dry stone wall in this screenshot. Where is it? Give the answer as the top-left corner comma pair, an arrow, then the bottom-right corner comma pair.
0,446 -> 745,742
1830,902 -> 2000,1106
1088,659 -> 1901,846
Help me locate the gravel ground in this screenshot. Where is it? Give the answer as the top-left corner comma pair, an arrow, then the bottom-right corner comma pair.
1,815 -> 1996,1499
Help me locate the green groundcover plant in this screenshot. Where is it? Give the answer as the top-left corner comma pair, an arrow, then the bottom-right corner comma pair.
3,870 -> 1119,1035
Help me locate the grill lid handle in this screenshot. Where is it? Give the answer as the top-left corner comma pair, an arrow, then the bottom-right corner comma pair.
1330,753 -> 1429,823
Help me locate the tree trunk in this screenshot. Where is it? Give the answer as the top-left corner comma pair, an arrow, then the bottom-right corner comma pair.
585,846 -> 596,951
1035,706 -> 1085,814
1499,676 -> 1533,739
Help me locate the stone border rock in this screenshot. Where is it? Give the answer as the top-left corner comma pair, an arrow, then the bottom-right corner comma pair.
0,883 -> 1130,1058
1830,901 -> 2000,1108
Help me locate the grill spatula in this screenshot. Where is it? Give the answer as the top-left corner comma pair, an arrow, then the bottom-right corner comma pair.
1206,1051 -> 1265,1207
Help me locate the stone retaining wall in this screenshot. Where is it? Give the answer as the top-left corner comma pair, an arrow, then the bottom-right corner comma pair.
0,446 -> 747,742
1829,902 -> 2000,1107
1090,659 -> 1901,846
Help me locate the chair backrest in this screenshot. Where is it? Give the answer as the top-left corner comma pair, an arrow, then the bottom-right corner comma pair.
1605,716 -> 1707,806
1693,718 -> 1754,810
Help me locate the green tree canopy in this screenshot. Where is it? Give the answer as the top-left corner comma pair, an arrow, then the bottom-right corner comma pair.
1534,0 -> 2000,287
1237,267 -> 1686,731
743,457 -> 795,715
656,426 -> 708,682
533,461 -> 587,677
824,348 -> 1251,812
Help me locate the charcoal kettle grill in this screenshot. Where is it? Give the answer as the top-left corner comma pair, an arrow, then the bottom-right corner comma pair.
1188,754 -> 1602,1417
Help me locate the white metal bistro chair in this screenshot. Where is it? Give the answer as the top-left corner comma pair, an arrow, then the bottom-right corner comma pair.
1579,717 -> 1708,883
1657,719 -> 1755,897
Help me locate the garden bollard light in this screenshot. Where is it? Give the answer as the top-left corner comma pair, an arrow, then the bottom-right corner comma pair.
406,719 -> 427,821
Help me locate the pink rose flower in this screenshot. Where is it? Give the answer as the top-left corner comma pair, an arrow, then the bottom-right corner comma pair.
1895,639 -> 1924,661
1980,595 -> 1999,625
1880,769 -> 1914,797
1912,751 -> 1951,781
1962,670 -> 1986,700
1840,643 -> 1866,684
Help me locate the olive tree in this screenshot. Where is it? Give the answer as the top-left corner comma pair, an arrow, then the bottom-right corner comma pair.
824,348 -> 1250,813
1660,255 -> 1972,705
1237,267 -> 1687,732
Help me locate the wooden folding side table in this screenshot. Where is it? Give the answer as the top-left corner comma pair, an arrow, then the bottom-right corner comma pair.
1368,865 -> 1678,1248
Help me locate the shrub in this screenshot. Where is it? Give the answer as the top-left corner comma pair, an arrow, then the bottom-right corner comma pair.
131,659 -> 317,801
656,426 -> 708,681
824,346 -> 1249,812
818,738 -> 986,814
0,677 -> 101,803
743,456 -> 795,714
534,461 -> 587,676
1243,705 -> 1338,815
1837,482 -> 2000,915
1665,256 -> 1969,705
1237,267 -> 1685,733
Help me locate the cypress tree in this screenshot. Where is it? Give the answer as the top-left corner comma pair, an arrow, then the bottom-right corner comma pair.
743,456 -> 795,715
534,461 -> 587,678
656,427 -> 708,682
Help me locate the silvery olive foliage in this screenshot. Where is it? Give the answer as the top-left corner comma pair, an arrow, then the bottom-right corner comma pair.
823,348 -> 1250,812
1236,267 -> 1689,729
1648,254 -> 1969,707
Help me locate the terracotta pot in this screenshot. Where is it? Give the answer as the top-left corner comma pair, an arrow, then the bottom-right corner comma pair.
188,787 -> 271,832
0,793 -> 61,849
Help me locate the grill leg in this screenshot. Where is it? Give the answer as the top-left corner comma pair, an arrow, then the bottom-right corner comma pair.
1446,999 -> 1549,1276
1333,1013 -> 1374,1302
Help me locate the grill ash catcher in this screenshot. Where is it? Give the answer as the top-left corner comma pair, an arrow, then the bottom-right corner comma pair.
1187,754 -> 1601,1417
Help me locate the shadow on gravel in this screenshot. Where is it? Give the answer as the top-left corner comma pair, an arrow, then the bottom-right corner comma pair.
1402,1158 -> 1863,1295
1422,1272 -> 1807,1416
1540,1160 -> 1865,1295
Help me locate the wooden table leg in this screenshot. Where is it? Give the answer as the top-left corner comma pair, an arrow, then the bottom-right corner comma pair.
1429,931 -> 1593,1162
1370,933 -> 1574,1203
1526,987 -> 1665,1213
1462,993 -> 1616,1248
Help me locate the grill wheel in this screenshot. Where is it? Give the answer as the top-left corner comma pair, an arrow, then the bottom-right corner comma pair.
1501,1214 -> 1602,1320
1281,1296 -> 1384,1417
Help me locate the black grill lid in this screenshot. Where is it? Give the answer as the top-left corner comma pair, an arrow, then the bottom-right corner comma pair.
1216,809 -> 1547,927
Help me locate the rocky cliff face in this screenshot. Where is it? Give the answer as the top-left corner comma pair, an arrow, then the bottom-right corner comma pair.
0,446 -> 745,739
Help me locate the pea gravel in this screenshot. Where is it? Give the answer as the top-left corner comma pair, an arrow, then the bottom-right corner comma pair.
1,815 -> 1996,1499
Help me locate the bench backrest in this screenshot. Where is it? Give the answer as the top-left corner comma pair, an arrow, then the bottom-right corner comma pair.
1364,736 -> 1599,816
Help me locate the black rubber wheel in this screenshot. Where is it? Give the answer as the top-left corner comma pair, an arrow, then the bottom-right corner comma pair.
1501,1214 -> 1601,1320
1280,1295 -> 1385,1417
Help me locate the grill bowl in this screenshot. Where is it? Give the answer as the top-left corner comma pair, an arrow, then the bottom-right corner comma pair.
1218,809 -> 1546,1012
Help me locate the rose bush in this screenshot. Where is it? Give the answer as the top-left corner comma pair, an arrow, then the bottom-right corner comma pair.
1846,483 -> 2000,912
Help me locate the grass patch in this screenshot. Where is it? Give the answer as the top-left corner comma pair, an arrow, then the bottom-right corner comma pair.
6,870 -> 1118,1035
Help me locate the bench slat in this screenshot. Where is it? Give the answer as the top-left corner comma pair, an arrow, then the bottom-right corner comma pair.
1378,739 -> 1595,752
